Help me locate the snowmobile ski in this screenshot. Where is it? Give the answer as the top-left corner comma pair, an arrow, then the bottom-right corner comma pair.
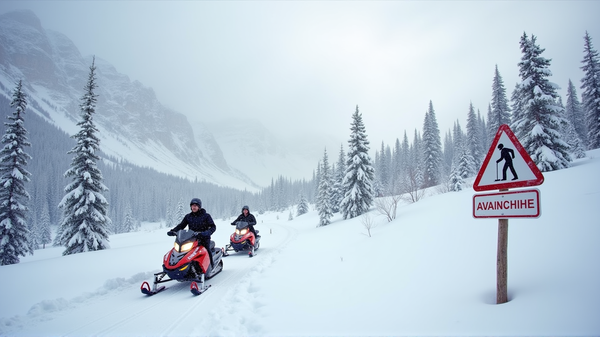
190,281 -> 211,296
141,281 -> 166,296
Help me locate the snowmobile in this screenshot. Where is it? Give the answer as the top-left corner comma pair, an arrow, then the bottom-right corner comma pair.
223,221 -> 260,257
141,229 -> 223,296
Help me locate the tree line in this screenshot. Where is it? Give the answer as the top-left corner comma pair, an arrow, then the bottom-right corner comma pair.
1,31 -> 599,264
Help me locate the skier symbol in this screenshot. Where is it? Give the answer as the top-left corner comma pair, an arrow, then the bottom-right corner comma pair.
495,143 -> 519,181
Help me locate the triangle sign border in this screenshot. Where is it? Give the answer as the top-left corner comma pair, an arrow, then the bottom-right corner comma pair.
473,124 -> 544,192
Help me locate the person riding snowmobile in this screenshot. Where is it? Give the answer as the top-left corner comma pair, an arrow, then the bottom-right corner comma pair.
231,205 -> 259,239
168,198 -> 216,266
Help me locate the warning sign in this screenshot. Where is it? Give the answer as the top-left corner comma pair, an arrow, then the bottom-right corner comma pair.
473,124 -> 544,191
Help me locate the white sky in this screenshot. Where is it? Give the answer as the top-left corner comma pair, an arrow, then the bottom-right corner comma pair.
1,149 -> 599,335
2,1 -> 600,147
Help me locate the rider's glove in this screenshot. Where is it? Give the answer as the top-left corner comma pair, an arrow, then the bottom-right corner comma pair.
199,231 -> 211,238
167,230 -> 176,236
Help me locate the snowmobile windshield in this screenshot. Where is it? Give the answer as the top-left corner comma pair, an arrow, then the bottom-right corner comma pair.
235,221 -> 250,230
175,229 -> 197,243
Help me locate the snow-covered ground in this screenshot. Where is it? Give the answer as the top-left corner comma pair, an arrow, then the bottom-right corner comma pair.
1,149 -> 599,336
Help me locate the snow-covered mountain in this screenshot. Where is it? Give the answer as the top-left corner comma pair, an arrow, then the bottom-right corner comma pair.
206,118 -> 341,186
1,9 -> 316,191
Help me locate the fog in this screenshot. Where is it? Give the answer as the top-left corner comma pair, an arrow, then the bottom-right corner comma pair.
2,1 -> 599,148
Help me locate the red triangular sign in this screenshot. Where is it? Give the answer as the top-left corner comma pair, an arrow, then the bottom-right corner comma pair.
473,124 -> 544,191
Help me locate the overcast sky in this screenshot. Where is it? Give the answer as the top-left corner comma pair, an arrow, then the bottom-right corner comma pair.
2,1 -> 600,149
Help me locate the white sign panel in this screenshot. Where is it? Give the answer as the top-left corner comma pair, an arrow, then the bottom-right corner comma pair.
473,189 -> 541,219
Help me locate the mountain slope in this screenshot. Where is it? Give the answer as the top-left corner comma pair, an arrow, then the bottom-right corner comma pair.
0,9 -> 257,190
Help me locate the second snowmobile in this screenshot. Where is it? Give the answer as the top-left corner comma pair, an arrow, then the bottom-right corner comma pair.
223,221 -> 260,257
141,229 -> 223,296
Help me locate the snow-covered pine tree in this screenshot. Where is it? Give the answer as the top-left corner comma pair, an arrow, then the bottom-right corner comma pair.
448,163 -> 463,192
123,203 -> 134,233
453,120 -> 476,179
558,97 -> 587,159
580,31 -> 600,149
330,144 -> 345,213
39,202 -> 52,249
340,105 -> 375,219
466,102 -> 484,168
442,130 -> 454,179
375,142 -> 391,195
422,101 -> 443,187
488,65 -> 512,139
314,162 -> 321,202
448,122 -> 464,192
512,33 -> 571,171
28,220 -> 40,250
391,138 -> 403,194
174,198 -> 185,225
400,131 -> 411,193
410,129 -> 424,189
297,192 -> 309,216
510,83 -> 523,128
565,79 -> 587,146
58,57 -> 112,255
0,80 -> 33,265
316,148 -> 333,226
479,110 -> 489,152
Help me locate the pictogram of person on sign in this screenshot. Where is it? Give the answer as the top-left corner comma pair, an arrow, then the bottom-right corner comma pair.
495,143 -> 519,181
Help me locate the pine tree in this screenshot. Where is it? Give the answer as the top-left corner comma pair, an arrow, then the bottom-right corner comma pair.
442,130 -> 454,179
453,120 -> 476,178
0,80 -> 34,265
400,131 -> 411,193
411,129 -> 424,189
340,105 -> 375,219
330,144 -> 345,213
297,192 -> 309,216
448,163 -> 463,192
391,138 -> 403,194
479,110 -> 489,152
316,148 -> 333,226
376,142 -> 391,195
466,102 -> 483,168
512,33 -> 571,171
422,101 -> 443,187
488,65 -> 512,139
580,32 -> 600,149
174,198 -> 185,224
58,58 -> 112,255
39,202 -> 52,249
558,97 -> 586,159
28,220 -> 40,250
565,79 -> 587,146
123,203 -> 134,233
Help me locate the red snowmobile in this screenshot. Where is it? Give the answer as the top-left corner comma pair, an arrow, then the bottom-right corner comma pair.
223,221 -> 260,257
141,229 -> 223,296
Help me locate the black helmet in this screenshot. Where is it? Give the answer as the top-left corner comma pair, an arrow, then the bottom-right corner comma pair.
190,198 -> 202,208
242,205 -> 249,212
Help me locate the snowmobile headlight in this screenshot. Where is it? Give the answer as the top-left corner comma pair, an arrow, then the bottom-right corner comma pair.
239,228 -> 248,235
173,242 -> 180,252
180,242 -> 194,252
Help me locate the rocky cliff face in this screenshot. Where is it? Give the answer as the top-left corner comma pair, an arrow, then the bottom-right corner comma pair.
0,10 -> 256,189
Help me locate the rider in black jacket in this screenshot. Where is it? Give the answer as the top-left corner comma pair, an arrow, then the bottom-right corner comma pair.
168,198 -> 216,266
231,205 -> 259,239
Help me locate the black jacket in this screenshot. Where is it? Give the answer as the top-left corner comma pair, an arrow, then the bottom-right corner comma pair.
232,213 -> 257,226
171,208 -> 216,238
